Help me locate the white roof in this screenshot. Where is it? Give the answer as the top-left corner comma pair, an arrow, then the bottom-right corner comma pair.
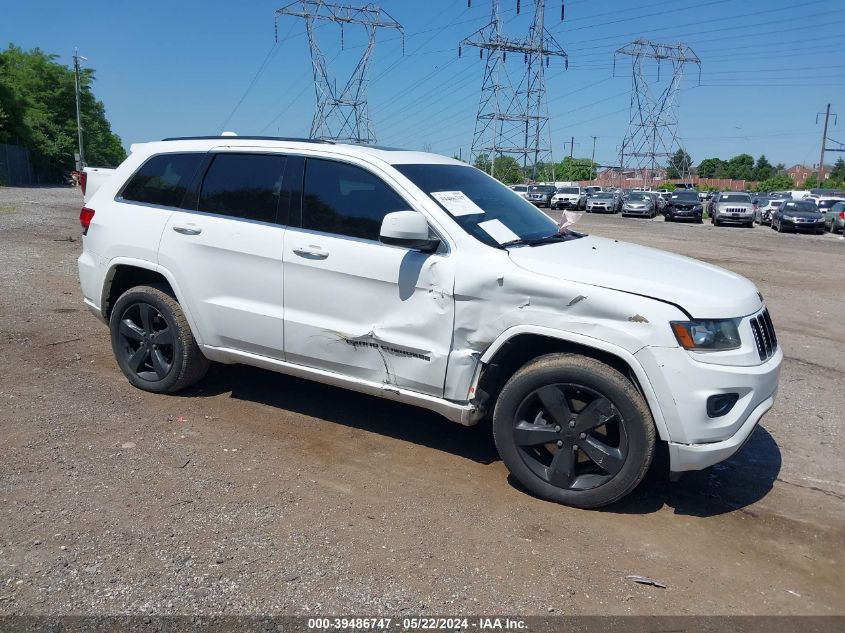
128,137 -> 462,167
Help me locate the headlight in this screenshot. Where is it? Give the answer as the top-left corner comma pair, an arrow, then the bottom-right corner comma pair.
670,319 -> 741,351
693,204 -> 702,211
783,214 -> 795,220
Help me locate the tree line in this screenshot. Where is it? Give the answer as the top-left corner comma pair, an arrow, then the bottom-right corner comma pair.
0,45 -> 125,183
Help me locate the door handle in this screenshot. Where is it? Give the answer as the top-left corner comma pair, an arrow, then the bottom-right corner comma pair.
293,245 -> 329,259
173,224 -> 202,236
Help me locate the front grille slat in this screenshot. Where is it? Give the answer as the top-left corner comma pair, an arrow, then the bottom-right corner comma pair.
750,308 -> 777,361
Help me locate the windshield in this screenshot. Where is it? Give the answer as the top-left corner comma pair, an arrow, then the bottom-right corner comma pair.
558,187 -> 579,194
529,185 -> 555,193
720,194 -> 751,202
394,164 -> 560,247
594,193 -> 614,199
782,201 -> 817,214
670,191 -> 698,200
628,193 -> 649,201
818,199 -> 844,209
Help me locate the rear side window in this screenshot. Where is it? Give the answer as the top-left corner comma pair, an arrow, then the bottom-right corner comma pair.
121,153 -> 203,207
198,153 -> 287,223
302,158 -> 407,240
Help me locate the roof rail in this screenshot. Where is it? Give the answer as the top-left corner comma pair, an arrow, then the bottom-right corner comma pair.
160,135 -> 335,144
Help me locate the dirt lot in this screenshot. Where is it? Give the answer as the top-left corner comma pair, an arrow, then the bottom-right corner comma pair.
1,186 -> 843,616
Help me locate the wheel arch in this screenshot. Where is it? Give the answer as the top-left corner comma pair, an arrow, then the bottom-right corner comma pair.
475,327 -> 670,442
101,259 -> 204,346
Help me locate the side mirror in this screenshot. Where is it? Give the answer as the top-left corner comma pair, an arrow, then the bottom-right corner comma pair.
380,211 -> 440,252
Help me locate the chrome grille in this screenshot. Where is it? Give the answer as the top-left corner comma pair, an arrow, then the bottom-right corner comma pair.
725,206 -> 748,213
749,308 -> 778,361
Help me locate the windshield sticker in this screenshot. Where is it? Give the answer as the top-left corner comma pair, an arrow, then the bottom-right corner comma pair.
431,190 -> 485,216
478,219 -> 520,244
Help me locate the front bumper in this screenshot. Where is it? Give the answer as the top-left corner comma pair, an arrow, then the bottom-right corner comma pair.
782,218 -> 825,231
552,199 -> 579,209
715,212 -> 754,224
622,206 -> 652,216
667,207 -> 702,220
635,345 -> 782,472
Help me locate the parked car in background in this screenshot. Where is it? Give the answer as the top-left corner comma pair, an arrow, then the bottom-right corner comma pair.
645,191 -> 666,213
551,186 -> 585,210
655,188 -> 672,201
585,191 -> 617,213
824,200 -> 845,233
771,199 -> 825,233
755,199 -> 784,225
510,184 -> 529,200
711,192 -> 755,227
527,184 -> 556,208
810,196 -> 845,217
584,186 -> 602,199
769,191 -> 791,200
698,191 -> 712,202
663,190 -> 703,223
622,192 -> 656,218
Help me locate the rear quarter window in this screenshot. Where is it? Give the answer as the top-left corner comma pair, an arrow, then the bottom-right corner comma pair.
120,153 -> 204,208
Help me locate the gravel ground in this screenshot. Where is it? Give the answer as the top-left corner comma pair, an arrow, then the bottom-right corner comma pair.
0,186 -> 843,616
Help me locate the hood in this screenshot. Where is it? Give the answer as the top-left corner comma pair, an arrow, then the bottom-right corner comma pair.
507,235 -> 762,319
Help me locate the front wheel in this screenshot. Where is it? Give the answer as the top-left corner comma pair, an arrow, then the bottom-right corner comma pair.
493,354 -> 656,508
109,285 -> 210,393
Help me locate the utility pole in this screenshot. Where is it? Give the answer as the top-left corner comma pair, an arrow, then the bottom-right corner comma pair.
275,1 -> 403,143
590,135 -> 597,184
461,1 -> 568,181
562,136 -> 578,159
816,103 -> 835,183
73,48 -> 86,170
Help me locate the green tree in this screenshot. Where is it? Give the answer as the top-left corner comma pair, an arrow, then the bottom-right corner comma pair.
473,153 -> 523,184
666,148 -> 692,179
829,157 -> 845,183
725,154 -> 754,180
753,174 -> 794,192
0,44 -> 125,181
553,156 -> 596,181
696,157 -> 723,179
657,182 -> 676,191
752,154 -> 774,181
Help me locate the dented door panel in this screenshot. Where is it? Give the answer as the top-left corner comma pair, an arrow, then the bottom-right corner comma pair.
282,228 -> 455,397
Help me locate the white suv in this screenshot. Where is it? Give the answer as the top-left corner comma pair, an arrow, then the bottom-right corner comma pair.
77,136 -> 782,508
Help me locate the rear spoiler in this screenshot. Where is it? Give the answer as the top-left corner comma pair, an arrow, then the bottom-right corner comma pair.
82,166 -> 116,204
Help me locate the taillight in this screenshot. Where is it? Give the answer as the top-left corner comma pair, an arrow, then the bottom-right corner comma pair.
79,171 -> 87,196
839,211 -> 845,220
80,207 -> 95,234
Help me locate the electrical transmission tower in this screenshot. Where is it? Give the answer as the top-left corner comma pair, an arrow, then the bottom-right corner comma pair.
614,39 -> 700,184
275,1 -> 403,143
460,1 -> 567,180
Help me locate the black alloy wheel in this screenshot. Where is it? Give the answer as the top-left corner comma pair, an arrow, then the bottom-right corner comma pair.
493,354 -> 655,508
116,302 -> 175,382
512,384 -> 627,491
109,284 -> 209,393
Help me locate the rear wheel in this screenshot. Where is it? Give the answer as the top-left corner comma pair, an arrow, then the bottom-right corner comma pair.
493,354 -> 656,508
109,285 -> 210,393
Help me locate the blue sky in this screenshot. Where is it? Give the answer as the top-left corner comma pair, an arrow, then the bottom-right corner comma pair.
3,0 -> 844,168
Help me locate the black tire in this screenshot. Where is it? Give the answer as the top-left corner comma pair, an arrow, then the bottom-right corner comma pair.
492,353 -> 656,508
109,284 -> 210,394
